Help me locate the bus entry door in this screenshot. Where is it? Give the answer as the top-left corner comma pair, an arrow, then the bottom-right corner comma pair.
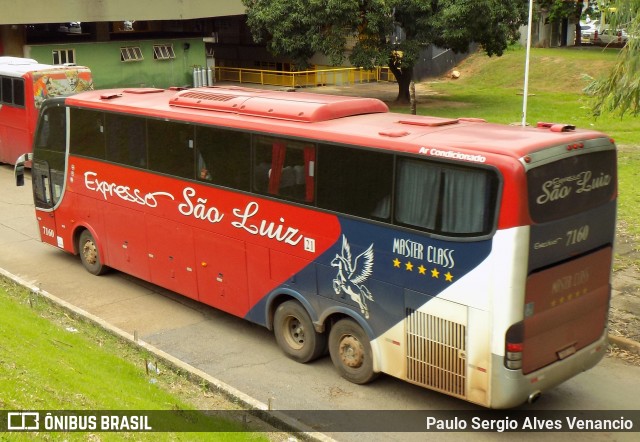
32,159 -> 61,247
31,104 -> 67,248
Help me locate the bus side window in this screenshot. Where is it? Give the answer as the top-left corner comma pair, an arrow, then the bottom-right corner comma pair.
317,143 -> 392,220
1,77 -> 12,104
70,108 -> 105,159
148,120 -> 195,179
395,159 -> 440,231
105,113 -> 147,168
394,158 -> 497,236
440,167 -> 494,235
253,136 -> 315,204
195,126 -> 250,190
0,77 -> 24,106
13,78 -> 25,107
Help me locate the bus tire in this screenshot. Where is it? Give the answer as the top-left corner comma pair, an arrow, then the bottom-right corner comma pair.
328,318 -> 379,385
273,300 -> 327,363
78,230 -> 108,276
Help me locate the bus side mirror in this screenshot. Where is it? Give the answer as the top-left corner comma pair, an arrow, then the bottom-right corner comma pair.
15,153 -> 33,187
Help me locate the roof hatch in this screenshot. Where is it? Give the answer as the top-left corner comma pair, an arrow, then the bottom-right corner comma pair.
398,117 -> 459,127
122,88 -> 164,94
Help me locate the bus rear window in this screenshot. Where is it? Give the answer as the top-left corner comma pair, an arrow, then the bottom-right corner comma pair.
527,150 -> 616,223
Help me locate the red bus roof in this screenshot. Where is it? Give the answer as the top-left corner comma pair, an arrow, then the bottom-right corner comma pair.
64,86 -> 610,162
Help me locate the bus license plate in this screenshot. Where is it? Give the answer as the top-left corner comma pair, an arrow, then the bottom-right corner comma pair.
557,345 -> 577,360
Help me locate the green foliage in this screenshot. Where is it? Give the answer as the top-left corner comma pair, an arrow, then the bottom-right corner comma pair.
617,147 -> 640,242
585,0 -> 640,116
432,0 -> 527,56
242,0 -> 528,101
244,0 -> 361,69
538,0 -> 595,23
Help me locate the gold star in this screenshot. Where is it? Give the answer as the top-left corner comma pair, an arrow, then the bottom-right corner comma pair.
444,272 -> 453,282
405,261 -> 414,271
418,265 -> 426,275
431,268 -> 440,278
393,258 -> 401,268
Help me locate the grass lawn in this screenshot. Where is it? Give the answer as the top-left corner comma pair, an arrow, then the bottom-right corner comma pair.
397,46 -> 640,144
616,145 -> 640,269
0,277 -> 273,440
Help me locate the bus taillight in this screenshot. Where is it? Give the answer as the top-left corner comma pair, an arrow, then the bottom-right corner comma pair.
505,345 -> 523,370
506,342 -> 523,352
505,322 -> 524,370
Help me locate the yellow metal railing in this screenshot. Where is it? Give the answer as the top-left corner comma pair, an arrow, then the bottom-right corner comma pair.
213,66 -> 396,88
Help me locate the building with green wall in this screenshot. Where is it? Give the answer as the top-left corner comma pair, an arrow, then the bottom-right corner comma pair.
0,0 -> 236,89
26,38 -> 207,89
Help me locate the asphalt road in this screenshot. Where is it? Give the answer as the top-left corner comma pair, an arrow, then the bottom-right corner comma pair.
0,164 -> 638,441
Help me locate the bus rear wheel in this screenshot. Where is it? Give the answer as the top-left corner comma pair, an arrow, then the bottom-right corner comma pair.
273,300 -> 326,363
78,230 -> 108,276
329,318 -> 379,384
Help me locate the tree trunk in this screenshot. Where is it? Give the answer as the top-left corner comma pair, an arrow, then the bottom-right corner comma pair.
575,22 -> 582,46
574,0 -> 585,46
389,64 -> 413,104
410,81 -> 416,115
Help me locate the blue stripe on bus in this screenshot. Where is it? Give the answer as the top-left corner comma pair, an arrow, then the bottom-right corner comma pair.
244,217 -> 492,337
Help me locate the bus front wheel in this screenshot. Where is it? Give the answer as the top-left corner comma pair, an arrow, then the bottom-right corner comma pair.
273,300 -> 326,363
78,230 -> 108,276
329,318 -> 379,384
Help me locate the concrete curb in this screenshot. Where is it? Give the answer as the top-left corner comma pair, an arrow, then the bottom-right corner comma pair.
608,334 -> 640,355
0,267 -> 335,442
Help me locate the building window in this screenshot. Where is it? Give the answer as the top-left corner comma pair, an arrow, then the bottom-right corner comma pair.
52,49 -> 76,65
120,46 -> 143,62
153,44 -> 175,60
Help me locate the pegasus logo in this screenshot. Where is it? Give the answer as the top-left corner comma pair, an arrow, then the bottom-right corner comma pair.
331,235 -> 375,319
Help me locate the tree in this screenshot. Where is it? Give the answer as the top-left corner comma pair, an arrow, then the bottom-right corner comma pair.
586,1 -> 640,116
538,1 -> 596,46
242,0 -> 528,103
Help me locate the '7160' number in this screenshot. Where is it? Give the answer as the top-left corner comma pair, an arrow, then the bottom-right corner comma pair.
566,225 -> 589,246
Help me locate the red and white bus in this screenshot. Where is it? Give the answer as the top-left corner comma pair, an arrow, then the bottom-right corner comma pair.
0,56 -> 92,165
16,86 -> 617,408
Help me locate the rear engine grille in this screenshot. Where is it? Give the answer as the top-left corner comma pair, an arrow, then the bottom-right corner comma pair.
406,308 -> 467,398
